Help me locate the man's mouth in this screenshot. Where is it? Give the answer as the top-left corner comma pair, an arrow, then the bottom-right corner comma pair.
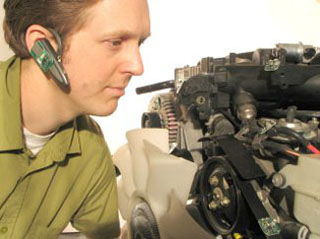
107,86 -> 126,96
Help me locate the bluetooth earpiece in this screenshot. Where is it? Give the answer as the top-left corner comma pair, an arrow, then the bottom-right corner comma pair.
30,28 -> 69,88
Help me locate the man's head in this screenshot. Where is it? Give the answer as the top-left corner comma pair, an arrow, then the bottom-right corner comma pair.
3,0 -> 151,117
3,0 -> 100,59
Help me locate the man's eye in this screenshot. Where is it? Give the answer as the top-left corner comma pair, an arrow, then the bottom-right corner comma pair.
109,39 -> 122,47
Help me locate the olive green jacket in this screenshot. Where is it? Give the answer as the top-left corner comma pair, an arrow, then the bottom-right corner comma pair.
0,57 -> 120,239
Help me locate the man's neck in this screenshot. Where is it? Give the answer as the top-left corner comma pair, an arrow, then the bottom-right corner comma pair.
20,59 -> 78,135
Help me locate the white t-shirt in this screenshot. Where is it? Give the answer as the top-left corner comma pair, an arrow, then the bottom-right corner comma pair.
23,127 -> 56,155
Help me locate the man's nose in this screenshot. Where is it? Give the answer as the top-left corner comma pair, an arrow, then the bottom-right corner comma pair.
124,46 -> 144,76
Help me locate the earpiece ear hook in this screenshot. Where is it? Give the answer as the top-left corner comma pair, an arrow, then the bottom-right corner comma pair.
47,28 -> 63,63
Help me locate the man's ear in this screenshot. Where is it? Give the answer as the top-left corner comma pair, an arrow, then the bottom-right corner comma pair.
25,24 -> 58,53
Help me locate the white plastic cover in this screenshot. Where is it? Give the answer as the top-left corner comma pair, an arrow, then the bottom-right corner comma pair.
113,128 -> 213,239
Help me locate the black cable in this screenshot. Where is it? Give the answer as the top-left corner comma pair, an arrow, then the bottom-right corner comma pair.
268,127 -> 309,147
261,140 -> 289,153
260,140 -> 301,158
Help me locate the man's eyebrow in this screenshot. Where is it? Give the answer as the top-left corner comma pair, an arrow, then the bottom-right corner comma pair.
101,30 -> 151,41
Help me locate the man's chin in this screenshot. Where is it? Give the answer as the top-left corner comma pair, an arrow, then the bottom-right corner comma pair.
92,102 -> 119,117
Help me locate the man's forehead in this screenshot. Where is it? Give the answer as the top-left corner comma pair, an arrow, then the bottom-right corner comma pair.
85,0 -> 150,22
83,0 -> 150,38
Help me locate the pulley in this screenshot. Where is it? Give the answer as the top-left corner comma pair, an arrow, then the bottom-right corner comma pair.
199,157 -> 247,235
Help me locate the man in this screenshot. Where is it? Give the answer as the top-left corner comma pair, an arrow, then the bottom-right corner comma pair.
0,0 -> 150,238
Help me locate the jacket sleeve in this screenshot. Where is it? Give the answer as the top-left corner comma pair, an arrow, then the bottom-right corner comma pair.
71,147 -> 120,239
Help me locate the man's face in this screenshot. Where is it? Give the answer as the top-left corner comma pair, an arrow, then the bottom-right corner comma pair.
62,0 -> 150,116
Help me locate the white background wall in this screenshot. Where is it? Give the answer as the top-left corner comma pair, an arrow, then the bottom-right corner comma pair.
1,0 -> 320,154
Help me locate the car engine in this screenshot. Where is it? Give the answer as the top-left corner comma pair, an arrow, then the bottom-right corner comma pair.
114,43 -> 320,239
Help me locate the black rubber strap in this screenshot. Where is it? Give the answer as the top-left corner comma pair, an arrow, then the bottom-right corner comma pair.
216,135 -> 265,180
237,180 -> 281,239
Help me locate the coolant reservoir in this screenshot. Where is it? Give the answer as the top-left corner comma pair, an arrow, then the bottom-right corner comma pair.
280,154 -> 320,239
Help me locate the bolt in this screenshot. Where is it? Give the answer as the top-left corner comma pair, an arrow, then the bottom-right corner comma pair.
212,192 -> 221,201
209,175 -> 219,186
220,197 -> 231,207
272,173 -> 285,188
212,187 -> 223,201
209,201 -> 218,210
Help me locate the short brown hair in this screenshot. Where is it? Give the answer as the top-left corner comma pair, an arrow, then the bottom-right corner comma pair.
3,0 -> 100,58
